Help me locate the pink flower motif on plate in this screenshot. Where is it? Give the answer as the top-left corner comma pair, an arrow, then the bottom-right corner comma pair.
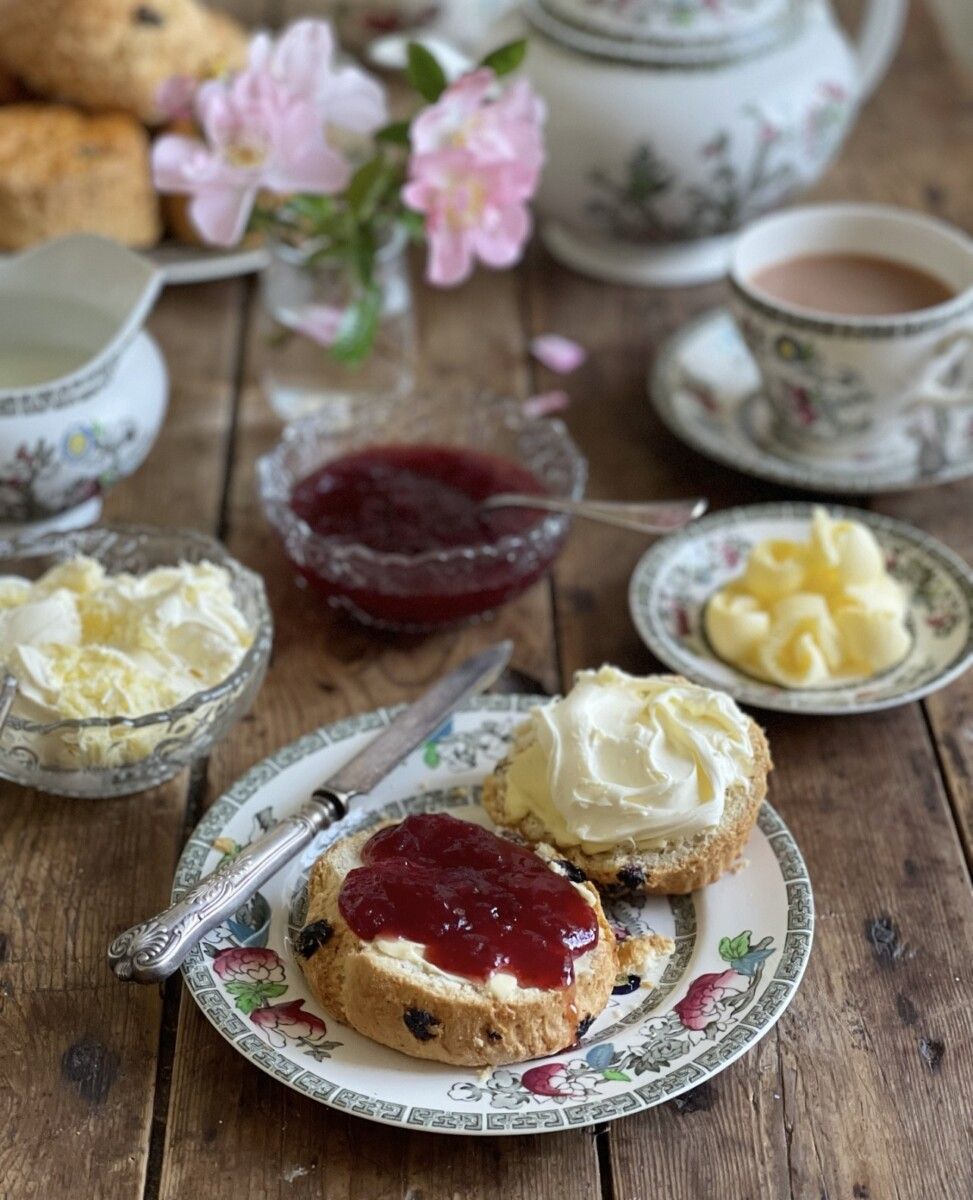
674,968 -> 737,1031
213,946 -> 285,984
522,1063 -> 589,1099
250,998 -> 328,1048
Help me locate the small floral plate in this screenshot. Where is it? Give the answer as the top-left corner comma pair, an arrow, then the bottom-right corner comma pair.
176,697 -> 813,1135
629,502 -> 973,715
650,309 -> 973,494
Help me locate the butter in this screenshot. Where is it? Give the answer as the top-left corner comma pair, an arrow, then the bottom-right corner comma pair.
367,934 -> 543,998
705,508 -> 910,688
0,555 -> 253,765
503,667 -> 755,854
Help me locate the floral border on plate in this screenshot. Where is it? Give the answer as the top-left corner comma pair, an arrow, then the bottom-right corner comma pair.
176,697 -> 813,1134
629,501 -> 973,714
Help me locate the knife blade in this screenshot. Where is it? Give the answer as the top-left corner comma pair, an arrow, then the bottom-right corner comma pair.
322,640 -> 512,800
108,640 -> 513,984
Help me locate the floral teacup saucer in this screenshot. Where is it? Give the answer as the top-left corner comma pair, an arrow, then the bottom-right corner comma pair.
176,697 -> 812,1134
650,309 -> 973,494
629,502 -> 973,715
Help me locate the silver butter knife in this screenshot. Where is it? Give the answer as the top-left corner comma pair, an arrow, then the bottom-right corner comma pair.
108,640 -> 513,984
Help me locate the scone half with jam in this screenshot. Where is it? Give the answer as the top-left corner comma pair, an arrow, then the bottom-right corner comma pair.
295,811 -> 621,1067
482,668 -> 772,896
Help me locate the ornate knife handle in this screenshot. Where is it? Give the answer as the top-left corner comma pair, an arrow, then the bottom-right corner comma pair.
108,790 -> 347,984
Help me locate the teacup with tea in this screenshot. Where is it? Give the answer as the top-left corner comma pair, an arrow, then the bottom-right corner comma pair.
730,204 -> 973,456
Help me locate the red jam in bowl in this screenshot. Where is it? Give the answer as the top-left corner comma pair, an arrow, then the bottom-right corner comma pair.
338,812 -> 599,990
288,443 -> 563,627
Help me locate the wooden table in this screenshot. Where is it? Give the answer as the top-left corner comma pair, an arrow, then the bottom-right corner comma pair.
3,3 -> 972,1197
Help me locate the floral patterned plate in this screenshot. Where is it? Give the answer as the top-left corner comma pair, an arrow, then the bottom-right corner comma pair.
629,502 -> 973,715
650,309 -> 973,494
176,697 -> 813,1134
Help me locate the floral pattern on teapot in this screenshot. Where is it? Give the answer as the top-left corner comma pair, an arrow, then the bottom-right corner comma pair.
586,82 -> 849,244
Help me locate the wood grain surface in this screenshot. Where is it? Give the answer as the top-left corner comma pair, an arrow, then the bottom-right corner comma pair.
1,3 -> 970,1199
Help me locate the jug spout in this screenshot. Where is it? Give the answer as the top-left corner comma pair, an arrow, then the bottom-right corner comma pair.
0,234 -> 163,375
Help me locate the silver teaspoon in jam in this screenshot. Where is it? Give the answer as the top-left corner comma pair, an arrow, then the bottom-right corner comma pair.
480,495 -> 707,536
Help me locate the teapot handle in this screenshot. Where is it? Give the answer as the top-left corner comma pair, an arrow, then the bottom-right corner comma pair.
856,0 -> 908,100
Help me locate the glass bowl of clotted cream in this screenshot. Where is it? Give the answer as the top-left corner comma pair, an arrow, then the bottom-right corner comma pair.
0,525 -> 272,797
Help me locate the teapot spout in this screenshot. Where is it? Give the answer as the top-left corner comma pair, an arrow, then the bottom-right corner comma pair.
0,234 -> 163,370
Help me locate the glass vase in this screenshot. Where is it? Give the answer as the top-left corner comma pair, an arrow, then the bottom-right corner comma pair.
259,228 -> 417,421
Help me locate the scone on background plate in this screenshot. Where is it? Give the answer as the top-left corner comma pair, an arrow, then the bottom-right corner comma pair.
0,0 -> 248,123
0,64 -> 28,105
296,813 -> 623,1068
0,105 -> 161,249
483,667 -> 771,895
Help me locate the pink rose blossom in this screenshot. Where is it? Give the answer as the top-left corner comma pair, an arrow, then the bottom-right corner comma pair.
213,946 -> 285,984
404,68 -> 545,287
155,74 -> 199,122
152,66 -> 351,246
674,969 -> 737,1031
290,303 -> 347,347
530,334 -> 586,375
250,998 -> 328,1047
522,389 -> 570,418
248,19 -> 387,135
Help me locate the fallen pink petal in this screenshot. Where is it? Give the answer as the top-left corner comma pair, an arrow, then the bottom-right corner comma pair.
522,390 -> 571,418
530,334 -> 587,374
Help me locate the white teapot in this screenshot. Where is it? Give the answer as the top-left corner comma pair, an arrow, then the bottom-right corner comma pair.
492,0 -> 907,285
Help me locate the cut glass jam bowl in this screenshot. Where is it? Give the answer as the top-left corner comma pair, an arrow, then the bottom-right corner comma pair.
0,525 -> 272,798
257,395 -> 587,631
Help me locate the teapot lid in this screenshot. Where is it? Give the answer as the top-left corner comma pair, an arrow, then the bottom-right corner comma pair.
530,0 -> 802,64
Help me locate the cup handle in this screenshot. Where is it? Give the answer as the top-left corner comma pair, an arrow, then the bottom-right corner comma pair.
910,329 -> 973,409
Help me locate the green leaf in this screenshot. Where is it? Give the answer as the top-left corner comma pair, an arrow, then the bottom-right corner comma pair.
377,120 -> 411,146
407,41 -> 448,102
480,39 -> 527,77
330,285 -> 382,366
348,224 -> 377,288
719,931 -> 752,962
400,207 -> 426,244
224,981 -> 264,1015
224,979 -> 288,1016
602,1069 -> 630,1082
347,158 -> 389,217
285,195 -> 334,224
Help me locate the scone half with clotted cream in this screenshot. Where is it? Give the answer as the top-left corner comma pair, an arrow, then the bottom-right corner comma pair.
482,668 -> 771,895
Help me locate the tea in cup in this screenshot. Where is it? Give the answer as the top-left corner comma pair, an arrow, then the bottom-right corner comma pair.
729,204 -> 973,455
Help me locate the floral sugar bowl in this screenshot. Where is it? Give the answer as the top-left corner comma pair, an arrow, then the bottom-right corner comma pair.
493,0 -> 907,285
0,234 -> 166,531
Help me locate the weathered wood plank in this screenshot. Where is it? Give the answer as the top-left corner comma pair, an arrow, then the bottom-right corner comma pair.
0,281 -> 244,1200
156,263 -> 600,1199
